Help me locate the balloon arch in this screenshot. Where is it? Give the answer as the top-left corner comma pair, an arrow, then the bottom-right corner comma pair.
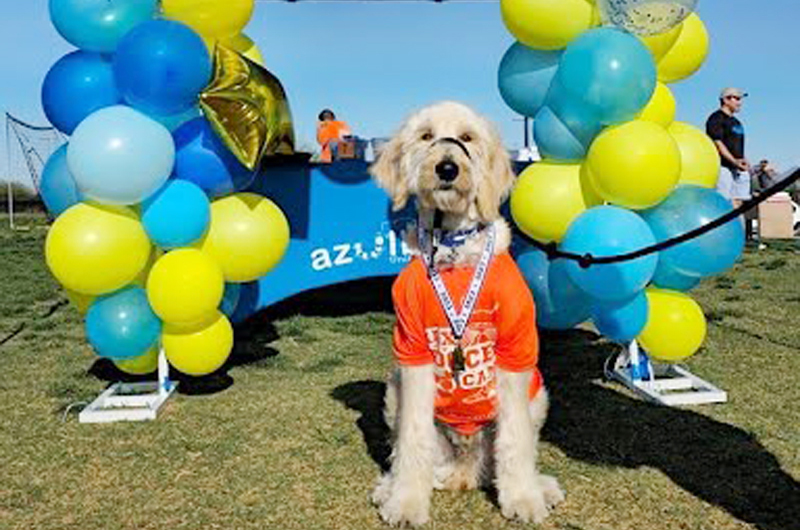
40,0 -> 745,406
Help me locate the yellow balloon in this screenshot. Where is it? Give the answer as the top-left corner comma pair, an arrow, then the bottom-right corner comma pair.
199,193 -> 290,283
587,121 -> 681,210
501,0 -> 597,50
668,121 -> 720,188
65,289 -> 96,315
656,14 -> 709,83
147,249 -> 225,326
221,33 -> 265,66
163,312 -> 233,376
162,0 -> 254,41
638,288 -> 707,363
46,203 -> 151,296
640,23 -> 682,61
637,82 -> 676,127
115,347 -> 159,375
511,162 -> 603,243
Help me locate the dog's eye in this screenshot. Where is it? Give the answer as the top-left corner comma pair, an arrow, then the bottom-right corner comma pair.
459,133 -> 473,143
421,132 -> 434,141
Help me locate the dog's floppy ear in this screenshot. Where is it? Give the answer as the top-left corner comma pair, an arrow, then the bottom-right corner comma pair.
476,124 -> 516,222
369,135 -> 409,212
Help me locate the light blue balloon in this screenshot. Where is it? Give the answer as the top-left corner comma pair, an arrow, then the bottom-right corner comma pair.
86,286 -> 162,360
141,180 -> 210,249
551,27 -> 656,125
40,145 -> 82,217
498,43 -> 562,118
651,266 -> 701,292
640,185 -> 745,280
514,243 -> 592,330
67,106 -> 175,205
562,206 -> 658,302
592,291 -> 648,343
49,0 -> 159,53
220,283 -> 242,317
533,106 -> 586,161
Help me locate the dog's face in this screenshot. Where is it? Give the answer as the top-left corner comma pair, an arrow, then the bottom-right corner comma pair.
370,102 -> 515,222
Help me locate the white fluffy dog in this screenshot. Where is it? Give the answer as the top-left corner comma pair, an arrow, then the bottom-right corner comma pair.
369,101 -> 563,526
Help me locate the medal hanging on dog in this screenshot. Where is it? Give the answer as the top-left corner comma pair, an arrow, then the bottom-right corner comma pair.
419,224 -> 496,380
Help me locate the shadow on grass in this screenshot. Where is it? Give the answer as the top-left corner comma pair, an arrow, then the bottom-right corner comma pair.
333,329 -> 800,530
85,319 -> 281,396
331,380 -> 392,473
82,277 -> 394,396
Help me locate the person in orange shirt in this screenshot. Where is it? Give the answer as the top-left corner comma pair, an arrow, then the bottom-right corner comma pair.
316,109 -> 351,163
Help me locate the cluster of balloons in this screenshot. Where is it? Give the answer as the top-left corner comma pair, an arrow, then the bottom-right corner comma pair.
501,0 -> 744,362
41,0 -> 291,377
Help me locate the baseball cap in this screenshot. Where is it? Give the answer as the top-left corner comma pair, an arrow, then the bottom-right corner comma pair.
720,87 -> 748,99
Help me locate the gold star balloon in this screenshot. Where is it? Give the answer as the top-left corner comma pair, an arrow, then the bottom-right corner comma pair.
200,44 -> 295,170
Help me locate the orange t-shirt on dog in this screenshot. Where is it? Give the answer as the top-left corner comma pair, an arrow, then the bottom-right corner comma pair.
392,252 -> 543,436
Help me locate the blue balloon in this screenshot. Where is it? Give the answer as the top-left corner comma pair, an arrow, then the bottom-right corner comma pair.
49,0 -> 159,53
533,104 -> 603,161
114,20 -> 211,116
173,118 -> 255,197
533,106 -> 586,161
141,180 -> 210,249
39,145 -> 82,217
514,243 -> 592,330
640,185 -> 745,279
220,283 -> 242,317
498,43 -> 562,118
592,291 -> 649,343
546,88 -> 605,146
68,106 -> 175,205
562,206 -> 658,302
42,51 -> 122,135
651,265 -> 702,292
150,106 -> 202,132
86,287 -> 162,360
551,27 -> 656,125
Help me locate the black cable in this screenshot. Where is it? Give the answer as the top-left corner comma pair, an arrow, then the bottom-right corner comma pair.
517,167 -> 800,269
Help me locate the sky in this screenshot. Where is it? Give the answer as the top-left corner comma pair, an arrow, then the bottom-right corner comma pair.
1,0 -> 798,186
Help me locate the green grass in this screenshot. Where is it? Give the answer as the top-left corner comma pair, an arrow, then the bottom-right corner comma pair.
1,214 -> 799,530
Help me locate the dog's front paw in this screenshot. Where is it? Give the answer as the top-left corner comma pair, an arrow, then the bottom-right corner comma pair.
372,474 -> 394,506
378,486 -> 430,527
498,482 -> 550,524
538,474 -> 565,509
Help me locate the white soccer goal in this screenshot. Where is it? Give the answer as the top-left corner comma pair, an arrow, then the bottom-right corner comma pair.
4,113 -> 65,229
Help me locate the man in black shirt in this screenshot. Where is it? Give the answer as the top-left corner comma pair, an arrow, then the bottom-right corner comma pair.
706,87 -> 750,208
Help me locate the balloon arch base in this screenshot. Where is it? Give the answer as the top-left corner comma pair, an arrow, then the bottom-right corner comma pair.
78,347 -> 175,424
611,341 -> 728,407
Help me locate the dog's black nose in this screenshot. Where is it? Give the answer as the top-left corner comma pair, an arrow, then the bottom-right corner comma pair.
436,160 -> 459,182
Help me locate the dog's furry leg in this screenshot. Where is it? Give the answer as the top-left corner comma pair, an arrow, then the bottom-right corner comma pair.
373,364 -> 437,527
494,371 -> 562,523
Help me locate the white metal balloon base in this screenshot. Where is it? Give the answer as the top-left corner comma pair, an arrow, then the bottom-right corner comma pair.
611,341 -> 727,407
79,348 -> 175,424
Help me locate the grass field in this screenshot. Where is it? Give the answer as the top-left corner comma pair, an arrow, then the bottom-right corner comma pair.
1,212 -> 799,530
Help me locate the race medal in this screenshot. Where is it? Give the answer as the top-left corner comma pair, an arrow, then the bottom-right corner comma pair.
453,344 -> 466,374
419,223 -> 495,384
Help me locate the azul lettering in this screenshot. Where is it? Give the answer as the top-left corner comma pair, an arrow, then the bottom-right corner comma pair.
310,225 -> 412,272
